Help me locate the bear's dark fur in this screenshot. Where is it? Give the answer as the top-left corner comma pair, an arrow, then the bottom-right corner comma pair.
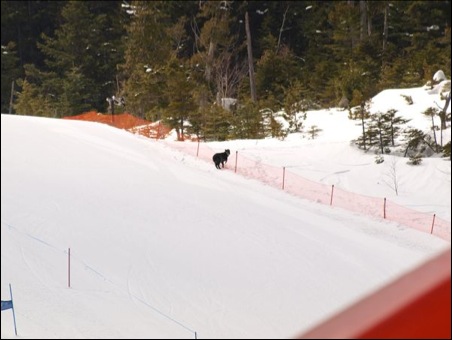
213,149 -> 231,169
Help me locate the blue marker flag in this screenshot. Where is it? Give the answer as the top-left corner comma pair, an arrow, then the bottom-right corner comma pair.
2,284 -> 18,335
1,300 -> 13,311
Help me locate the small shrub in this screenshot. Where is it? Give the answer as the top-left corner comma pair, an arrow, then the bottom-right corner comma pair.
375,155 -> 384,164
308,125 -> 322,139
442,141 -> 451,159
407,154 -> 422,165
401,94 -> 413,105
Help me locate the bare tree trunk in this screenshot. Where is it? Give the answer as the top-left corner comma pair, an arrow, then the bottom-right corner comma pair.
382,1 -> 389,51
360,0 -> 367,41
439,91 -> 451,147
215,54 -> 247,102
205,41 -> 215,83
383,157 -> 399,195
277,5 -> 290,54
378,117 -> 384,154
379,128 -> 384,154
245,11 -> 257,103
361,104 -> 367,150
348,1 -> 358,48
431,114 -> 438,150
179,117 -> 184,141
9,80 -> 15,114
441,91 -> 450,130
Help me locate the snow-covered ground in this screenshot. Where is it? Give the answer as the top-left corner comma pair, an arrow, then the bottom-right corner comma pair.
1,83 -> 450,339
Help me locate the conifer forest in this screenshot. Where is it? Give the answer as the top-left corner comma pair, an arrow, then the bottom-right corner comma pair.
1,1 -> 451,140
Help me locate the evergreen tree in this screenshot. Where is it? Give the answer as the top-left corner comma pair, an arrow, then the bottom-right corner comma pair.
161,58 -> 197,141
422,107 -> 441,151
122,1 -> 181,118
357,109 -> 410,154
1,42 -> 19,113
3,0 -> 450,142
15,1 -> 126,116
403,128 -> 436,158
383,109 -> 410,147
202,104 -> 233,141
255,39 -> 301,106
194,0 -> 244,102
232,98 -> 264,139
1,1 -> 63,112
1,0 -> 64,69
282,80 -> 308,133
351,100 -> 371,151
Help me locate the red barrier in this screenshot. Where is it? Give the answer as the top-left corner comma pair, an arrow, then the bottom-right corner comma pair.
295,248 -> 451,339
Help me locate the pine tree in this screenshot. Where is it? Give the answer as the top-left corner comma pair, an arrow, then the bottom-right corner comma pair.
122,1 -> 183,118
232,98 -> 264,139
255,41 -> 301,106
1,42 -> 19,113
14,1 -> 126,116
193,1 -> 245,102
383,109 -> 410,147
161,58 -> 197,141
282,80 -> 308,133
422,107 -> 441,151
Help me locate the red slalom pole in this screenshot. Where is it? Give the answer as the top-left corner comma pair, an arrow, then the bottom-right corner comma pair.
68,247 -> 71,288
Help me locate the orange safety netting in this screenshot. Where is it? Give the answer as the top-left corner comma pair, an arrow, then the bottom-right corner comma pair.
66,112 -> 451,242
165,140 -> 451,242
64,111 -> 171,139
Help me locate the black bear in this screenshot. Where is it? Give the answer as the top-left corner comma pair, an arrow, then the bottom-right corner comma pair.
213,149 -> 231,169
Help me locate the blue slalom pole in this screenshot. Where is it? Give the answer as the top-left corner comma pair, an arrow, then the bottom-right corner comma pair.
9,283 -> 17,336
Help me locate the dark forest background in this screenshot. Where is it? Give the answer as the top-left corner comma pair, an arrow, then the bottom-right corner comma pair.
1,1 -> 450,140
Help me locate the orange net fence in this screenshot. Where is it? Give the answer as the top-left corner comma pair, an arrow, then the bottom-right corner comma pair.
64,111 -> 172,139
165,140 -> 451,242
66,112 -> 451,242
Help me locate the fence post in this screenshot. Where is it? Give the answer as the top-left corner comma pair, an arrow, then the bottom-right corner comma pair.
330,185 -> 334,206
196,139 -> 200,157
282,167 -> 286,190
234,151 -> 238,173
430,214 -> 436,234
383,198 -> 386,219
68,247 -> 71,288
